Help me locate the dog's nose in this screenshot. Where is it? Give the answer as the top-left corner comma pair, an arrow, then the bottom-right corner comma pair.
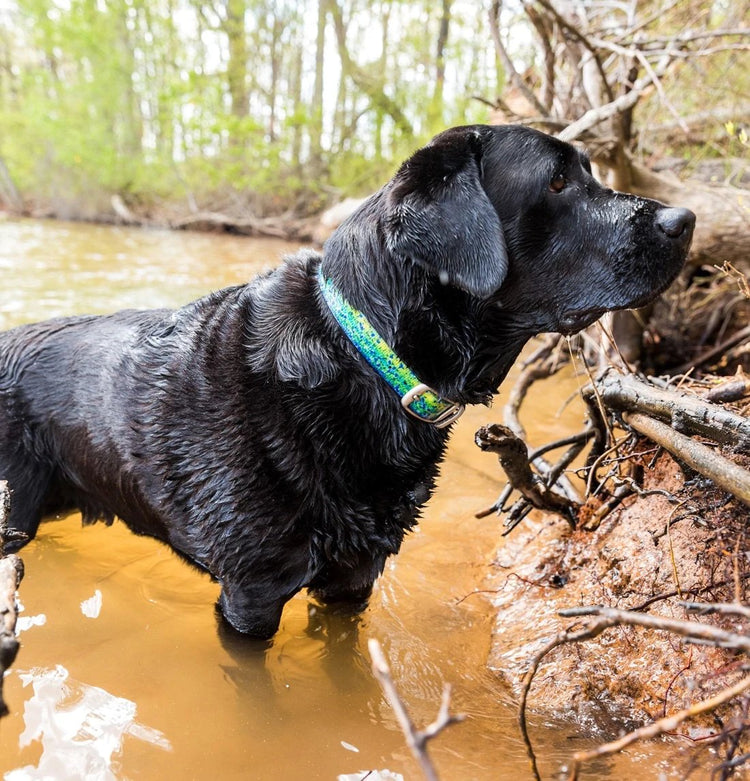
656,207 -> 696,241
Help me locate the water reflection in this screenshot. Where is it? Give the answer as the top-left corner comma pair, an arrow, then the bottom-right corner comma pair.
9,665 -> 170,781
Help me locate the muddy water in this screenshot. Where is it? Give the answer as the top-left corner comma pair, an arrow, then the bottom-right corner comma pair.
0,219 -> 675,780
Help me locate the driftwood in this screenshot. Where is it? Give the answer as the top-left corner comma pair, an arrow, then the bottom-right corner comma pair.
0,481 -> 23,718
474,424 -> 580,527
169,210 -> 315,241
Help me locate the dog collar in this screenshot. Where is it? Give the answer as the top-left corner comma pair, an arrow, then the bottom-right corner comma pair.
317,268 -> 465,428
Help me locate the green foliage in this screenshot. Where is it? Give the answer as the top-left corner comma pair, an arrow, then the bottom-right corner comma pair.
2,0 -> 740,219
0,0 -> 501,217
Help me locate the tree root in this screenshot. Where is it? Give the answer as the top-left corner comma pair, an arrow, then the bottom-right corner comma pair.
518,604 -> 750,781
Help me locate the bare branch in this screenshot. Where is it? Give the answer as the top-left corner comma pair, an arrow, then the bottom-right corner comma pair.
557,56 -> 671,142
567,675 -> 750,781
368,638 -> 464,781
558,605 -> 750,651
623,412 -> 750,508
488,1 -> 549,118
585,369 -> 750,449
519,616 -> 616,781
681,601 -> 750,622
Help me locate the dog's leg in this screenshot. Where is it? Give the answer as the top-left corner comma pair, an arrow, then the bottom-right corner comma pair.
309,560 -> 381,612
310,581 -> 374,611
217,584 -> 293,639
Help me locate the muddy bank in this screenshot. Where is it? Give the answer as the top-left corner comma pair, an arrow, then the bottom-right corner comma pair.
488,451 -> 747,728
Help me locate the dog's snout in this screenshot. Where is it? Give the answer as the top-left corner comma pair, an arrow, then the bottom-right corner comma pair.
655,207 -> 696,241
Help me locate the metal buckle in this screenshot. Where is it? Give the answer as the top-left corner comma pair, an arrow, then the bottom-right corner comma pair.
400,383 -> 466,429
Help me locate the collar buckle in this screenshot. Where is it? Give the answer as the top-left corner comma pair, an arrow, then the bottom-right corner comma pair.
400,383 -> 466,429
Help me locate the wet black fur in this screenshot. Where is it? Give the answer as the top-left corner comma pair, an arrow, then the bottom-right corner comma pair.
0,125 -> 694,637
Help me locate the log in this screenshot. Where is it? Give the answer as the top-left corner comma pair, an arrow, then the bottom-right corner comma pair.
623,412 -> 750,508
626,160 -> 750,267
0,481 -> 23,718
586,369 -> 750,449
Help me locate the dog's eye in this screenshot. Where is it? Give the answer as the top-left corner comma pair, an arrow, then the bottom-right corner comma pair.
549,175 -> 567,193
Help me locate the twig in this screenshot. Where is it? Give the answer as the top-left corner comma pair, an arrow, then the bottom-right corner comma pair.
474,428 -> 596,518
673,324 -> 750,376
557,56 -> 671,142
520,603 -> 750,779
519,616 -> 617,781
557,605 -> 750,652
629,573 -> 750,613
566,675 -> 750,780
368,639 -> 464,781
681,601 -> 750,622
503,341 -> 580,503
488,1 -> 548,118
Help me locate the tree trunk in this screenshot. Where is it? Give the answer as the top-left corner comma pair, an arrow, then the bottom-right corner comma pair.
225,0 -> 248,120
328,0 -> 413,137
0,156 -> 23,212
626,160 -> 750,268
310,0 -> 327,173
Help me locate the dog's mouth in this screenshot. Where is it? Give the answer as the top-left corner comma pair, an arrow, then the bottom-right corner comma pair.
557,271 -> 684,335
557,307 -> 608,335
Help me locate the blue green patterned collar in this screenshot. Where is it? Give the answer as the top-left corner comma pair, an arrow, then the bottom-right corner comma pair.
318,267 -> 465,428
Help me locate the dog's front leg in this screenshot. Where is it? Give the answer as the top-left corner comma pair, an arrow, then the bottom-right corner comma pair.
217,583 -> 294,639
308,556 -> 385,613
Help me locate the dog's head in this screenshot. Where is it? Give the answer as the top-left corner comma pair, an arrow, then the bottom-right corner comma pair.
382,124 -> 694,335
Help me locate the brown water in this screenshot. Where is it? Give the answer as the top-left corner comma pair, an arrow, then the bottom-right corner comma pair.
0,219 -> 681,780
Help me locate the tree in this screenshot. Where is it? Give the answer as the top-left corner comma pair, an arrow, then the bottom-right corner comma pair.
484,0 -> 750,266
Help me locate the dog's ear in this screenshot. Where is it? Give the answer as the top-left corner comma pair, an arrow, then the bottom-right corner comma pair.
383,128 -> 508,298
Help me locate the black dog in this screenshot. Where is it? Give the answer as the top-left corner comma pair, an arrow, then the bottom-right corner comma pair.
0,125 -> 694,637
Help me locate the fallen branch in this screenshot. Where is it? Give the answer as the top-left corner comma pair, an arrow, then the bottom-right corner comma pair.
586,369 -> 750,449
520,604 -> 750,780
475,424 -> 581,527
519,616 -> 616,781
0,481 -> 23,719
673,324 -> 750,376
567,675 -> 750,781
169,210 -> 314,241
558,604 -> 750,651
368,638 -> 464,781
623,411 -> 750,507
503,335 -> 581,504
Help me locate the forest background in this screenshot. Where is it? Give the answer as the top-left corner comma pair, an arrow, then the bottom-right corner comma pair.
0,0 -> 747,228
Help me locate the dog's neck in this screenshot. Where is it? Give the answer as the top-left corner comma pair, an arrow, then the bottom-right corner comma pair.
318,268 -> 465,428
320,206 -> 534,407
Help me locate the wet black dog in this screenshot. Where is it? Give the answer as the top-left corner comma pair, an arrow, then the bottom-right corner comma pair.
0,125 -> 694,637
